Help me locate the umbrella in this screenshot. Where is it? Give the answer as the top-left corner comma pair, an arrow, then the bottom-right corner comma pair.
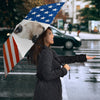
3,2 -> 65,76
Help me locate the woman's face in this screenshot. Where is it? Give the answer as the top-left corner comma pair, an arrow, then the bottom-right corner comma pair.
44,29 -> 54,47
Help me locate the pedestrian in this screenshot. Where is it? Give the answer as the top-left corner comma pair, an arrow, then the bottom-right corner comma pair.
77,24 -> 81,36
94,26 -> 98,33
64,22 -> 68,34
28,27 -> 96,100
68,22 -> 72,34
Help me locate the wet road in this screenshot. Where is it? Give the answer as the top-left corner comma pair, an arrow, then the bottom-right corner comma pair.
0,40 -> 100,100
63,40 -> 100,100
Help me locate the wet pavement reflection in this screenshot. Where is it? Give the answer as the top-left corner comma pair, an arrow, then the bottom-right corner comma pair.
58,40 -> 100,100
0,40 -> 100,100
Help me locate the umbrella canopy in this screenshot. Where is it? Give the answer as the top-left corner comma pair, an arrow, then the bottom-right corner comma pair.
3,2 -> 65,76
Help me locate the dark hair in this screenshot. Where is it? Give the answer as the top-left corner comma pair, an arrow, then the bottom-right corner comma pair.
27,27 -> 51,65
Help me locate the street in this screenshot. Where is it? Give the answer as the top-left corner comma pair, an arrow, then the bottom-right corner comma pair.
61,40 -> 100,100
0,35 -> 100,100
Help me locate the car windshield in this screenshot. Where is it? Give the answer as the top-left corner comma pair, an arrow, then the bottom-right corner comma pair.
51,27 -> 62,36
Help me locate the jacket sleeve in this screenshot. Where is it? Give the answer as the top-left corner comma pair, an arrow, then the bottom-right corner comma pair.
38,49 -> 67,81
58,54 -> 87,64
52,50 -> 87,64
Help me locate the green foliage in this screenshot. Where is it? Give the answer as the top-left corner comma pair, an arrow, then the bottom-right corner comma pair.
0,0 -> 26,28
80,0 -> 100,28
0,0 -> 46,28
89,0 -> 100,10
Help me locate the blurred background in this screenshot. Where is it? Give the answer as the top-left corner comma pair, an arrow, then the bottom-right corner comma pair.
0,0 -> 100,42
0,0 -> 100,100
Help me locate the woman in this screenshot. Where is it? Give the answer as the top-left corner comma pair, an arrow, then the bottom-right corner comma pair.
28,27 -> 95,100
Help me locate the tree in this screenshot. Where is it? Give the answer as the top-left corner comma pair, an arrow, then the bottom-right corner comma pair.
84,0 -> 100,17
23,0 -> 46,12
79,0 -> 100,29
44,0 -> 56,4
0,0 -> 46,28
0,0 -> 27,28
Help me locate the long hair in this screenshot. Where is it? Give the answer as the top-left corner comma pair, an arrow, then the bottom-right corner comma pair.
27,27 -> 51,65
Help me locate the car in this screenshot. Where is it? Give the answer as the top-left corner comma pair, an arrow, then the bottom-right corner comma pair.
0,27 -> 13,43
50,26 -> 81,49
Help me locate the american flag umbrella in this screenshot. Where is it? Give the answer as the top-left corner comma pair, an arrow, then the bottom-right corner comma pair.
3,2 -> 65,76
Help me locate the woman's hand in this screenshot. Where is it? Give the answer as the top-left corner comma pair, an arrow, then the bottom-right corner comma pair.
86,55 -> 96,60
63,64 -> 70,71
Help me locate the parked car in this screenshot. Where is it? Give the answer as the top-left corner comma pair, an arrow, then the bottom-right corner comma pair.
50,26 -> 81,49
0,27 -> 13,43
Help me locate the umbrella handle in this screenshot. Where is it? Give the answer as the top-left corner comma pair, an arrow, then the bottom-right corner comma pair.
69,70 -> 71,79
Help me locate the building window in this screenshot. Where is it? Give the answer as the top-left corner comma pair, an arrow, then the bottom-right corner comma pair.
85,5 -> 89,8
76,5 -> 80,11
65,12 -> 69,17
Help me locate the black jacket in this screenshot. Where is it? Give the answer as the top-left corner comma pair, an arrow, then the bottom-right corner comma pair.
33,46 -> 87,100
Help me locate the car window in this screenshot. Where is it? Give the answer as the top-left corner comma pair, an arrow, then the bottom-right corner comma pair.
51,28 -> 61,36
52,29 -> 56,34
52,29 -> 58,36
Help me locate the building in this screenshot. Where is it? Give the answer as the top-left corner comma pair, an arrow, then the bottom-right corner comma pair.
61,0 -> 91,24
61,0 -> 73,23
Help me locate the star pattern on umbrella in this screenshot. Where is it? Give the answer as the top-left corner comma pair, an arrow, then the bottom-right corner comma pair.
24,2 -> 64,24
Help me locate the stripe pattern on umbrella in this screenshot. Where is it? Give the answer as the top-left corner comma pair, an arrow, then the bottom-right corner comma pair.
3,36 -> 22,76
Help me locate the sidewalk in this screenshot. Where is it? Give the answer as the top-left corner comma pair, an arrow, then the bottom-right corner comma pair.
62,31 -> 100,40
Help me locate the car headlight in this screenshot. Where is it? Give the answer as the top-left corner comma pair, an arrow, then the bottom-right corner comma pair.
74,36 -> 81,41
7,33 -> 11,36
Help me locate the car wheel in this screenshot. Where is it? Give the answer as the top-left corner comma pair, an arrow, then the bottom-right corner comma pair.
64,40 -> 73,49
